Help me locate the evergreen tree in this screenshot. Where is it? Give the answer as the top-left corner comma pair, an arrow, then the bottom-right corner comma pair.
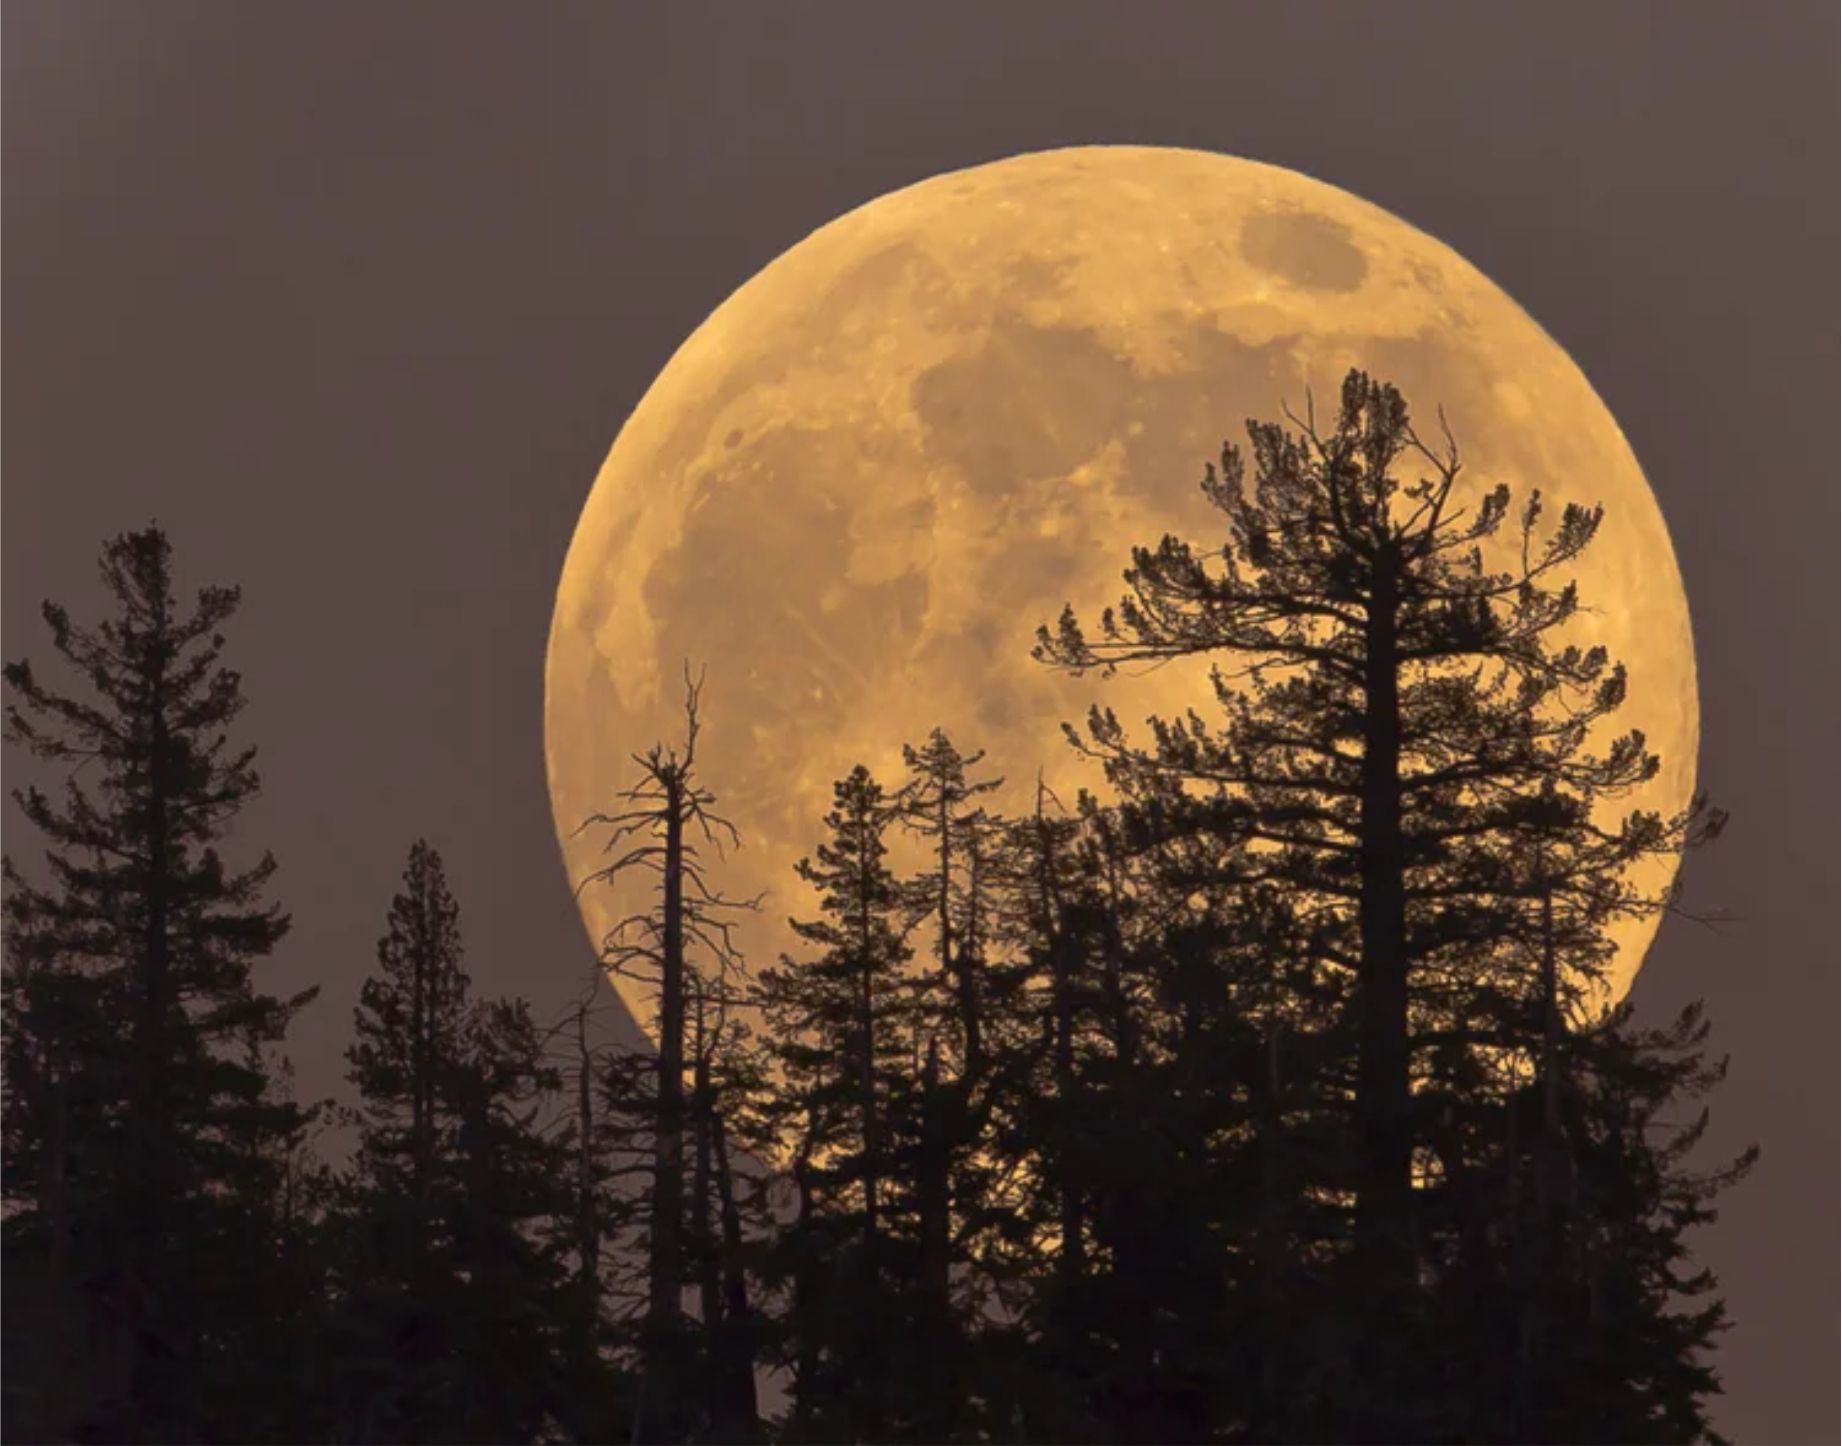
997,785 -> 1303,1443
1,526 -> 316,1443
545,985 -> 645,1445
685,975 -> 767,1443
331,840 -> 574,1444
894,729 -> 1023,1439
331,839 -> 476,1442
1038,371 -> 1734,1439
898,729 -> 1005,1084
1425,986 -> 1758,1442
445,998 -> 575,1443
347,840 -> 471,1226
756,764 -> 921,1441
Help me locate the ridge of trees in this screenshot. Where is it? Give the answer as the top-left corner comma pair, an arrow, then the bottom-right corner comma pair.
2,375 -> 1753,1445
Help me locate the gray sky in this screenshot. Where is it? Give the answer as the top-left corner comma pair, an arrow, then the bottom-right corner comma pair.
3,4 -> 1835,1439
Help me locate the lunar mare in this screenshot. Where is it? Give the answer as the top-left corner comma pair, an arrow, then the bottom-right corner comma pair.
546,147 -> 1697,1036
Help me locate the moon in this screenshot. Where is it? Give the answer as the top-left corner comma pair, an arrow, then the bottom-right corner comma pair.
546,146 -> 1697,1034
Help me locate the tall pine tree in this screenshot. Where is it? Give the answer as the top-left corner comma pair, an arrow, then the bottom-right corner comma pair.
332,840 -> 574,1444
2,526 -> 315,1443
332,839 -> 475,1442
757,765 -> 921,1441
1038,371 -> 1734,1439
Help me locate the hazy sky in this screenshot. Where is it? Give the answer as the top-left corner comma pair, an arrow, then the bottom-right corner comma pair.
3,5 -> 1834,1439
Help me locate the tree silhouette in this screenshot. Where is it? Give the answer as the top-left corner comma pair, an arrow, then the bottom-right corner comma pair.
331,839 -> 478,1442
331,840 -> 577,1443
0,432 -> 1755,1446
347,841 -> 471,1230
1038,370 -> 1736,1440
756,764 -> 920,1441
444,997 -> 574,1443
1,526 -> 316,1443
576,667 -> 754,1443
538,981 -> 645,1444
898,729 -> 1005,1083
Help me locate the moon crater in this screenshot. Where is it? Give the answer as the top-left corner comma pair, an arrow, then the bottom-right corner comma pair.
1240,209 -> 1368,292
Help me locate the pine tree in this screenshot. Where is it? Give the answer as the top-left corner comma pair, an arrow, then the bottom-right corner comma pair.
333,840 -> 575,1444
446,998 -> 575,1444
544,984 -> 645,1445
1025,791 -> 1289,1444
1,526 -> 315,1443
686,975 -> 766,1443
757,764 -> 920,1441
1038,371 -> 1730,1438
570,1035 -> 669,1438
332,839 -> 476,1442
895,729 -> 1023,1439
898,729 -> 1004,1084
347,841 -> 471,1225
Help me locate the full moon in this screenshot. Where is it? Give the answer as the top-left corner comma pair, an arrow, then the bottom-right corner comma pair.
546,147 -> 1697,1034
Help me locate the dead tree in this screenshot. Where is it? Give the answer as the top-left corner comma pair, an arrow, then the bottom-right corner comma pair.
575,665 -> 755,1443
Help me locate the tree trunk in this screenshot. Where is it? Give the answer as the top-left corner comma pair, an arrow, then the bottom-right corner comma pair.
411,925 -> 429,1207
32,1042 -> 75,1442
856,821 -> 880,1240
790,1119 -> 821,1433
1048,899 -> 1084,1283
573,1005 -> 601,1389
1517,863 -> 1563,1439
644,774 -> 688,1439
1250,970 -> 1285,1439
1356,547 -> 1413,1285
918,1037 -> 953,1442
1355,546 -> 1414,1437
1097,826 -> 1139,1070
1538,868 -> 1562,1213
956,831 -> 984,1087
712,1114 -> 760,1441
692,1027 -> 722,1342
118,644 -> 175,1439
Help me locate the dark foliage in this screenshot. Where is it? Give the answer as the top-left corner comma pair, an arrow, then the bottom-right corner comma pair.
2,379 -> 1753,1446
2,528 -> 317,1443
325,840 -> 580,1443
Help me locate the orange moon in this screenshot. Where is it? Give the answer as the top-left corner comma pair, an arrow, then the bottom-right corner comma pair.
545,147 -> 1697,1033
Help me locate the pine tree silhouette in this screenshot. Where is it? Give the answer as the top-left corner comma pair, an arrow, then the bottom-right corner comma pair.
756,764 -> 919,1441
2,527 -> 316,1443
1038,370 -> 1738,1441
331,840 -> 574,1443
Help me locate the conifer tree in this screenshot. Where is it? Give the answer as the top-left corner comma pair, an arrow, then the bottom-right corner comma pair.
686,975 -> 766,1443
445,998 -> 574,1444
1038,371 -> 1730,1438
1,526 -> 315,1444
543,983 -> 646,1444
979,783 -> 1112,1441
757,764 -> 920,1440
333,840 -> 574,1444
898,729 -> 1004,1083
332,840 -> 476,1442
347,840 -> 471,1221
897,728 -> 1030,1436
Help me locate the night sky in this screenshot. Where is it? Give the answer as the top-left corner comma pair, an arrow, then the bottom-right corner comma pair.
3,4 -> 1834,1440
